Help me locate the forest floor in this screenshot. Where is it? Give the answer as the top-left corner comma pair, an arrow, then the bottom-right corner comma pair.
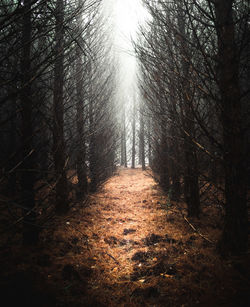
0,168 -> 250,306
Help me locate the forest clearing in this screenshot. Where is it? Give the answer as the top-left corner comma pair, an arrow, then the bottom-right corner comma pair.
1,168 -> 249,306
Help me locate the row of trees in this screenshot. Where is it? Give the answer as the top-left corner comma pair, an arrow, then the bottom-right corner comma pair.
0,0 -> 119,244
119,92 -> 147,170
135,0 -> 250,256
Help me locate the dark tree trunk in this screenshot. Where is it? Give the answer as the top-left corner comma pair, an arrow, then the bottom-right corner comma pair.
183,135 -> 200,217
169,126 -> 181,200
172,172 -> 181,201
178,7 -> 200,217
147,117 -> 152,167
123,117 -> 127,168
20,0 -> 39,245
131,97 -> 136,169
89,97 -> 97,192
7,99 -> 18,197
121,107 -> 127,167
53,0 -> 69,214
138,139 -> 142,165
214,0 -> 248,255
75,44 -> 88,198
139,103 -> 145,170
120,129 -> 124,166
160,123 -> 170,191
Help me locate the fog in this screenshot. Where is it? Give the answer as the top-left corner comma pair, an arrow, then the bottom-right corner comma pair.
105,0 -> 149,104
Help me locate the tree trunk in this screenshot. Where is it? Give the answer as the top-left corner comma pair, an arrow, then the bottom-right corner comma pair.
172,172 -> 181,201
7,98 -> 18,197
89,95 -> 97,191
123,116 -> 127,168
178,6 -> 200,217
53,0 -> 69,214
183,135 -> 200,217
214,0 -> 248,255
20,0 -> 39,245
147,117 -> 152,167
160,123 -> 170,191
120,127 -> 124,165
131,97 -> 136,169
75,34 -> 88,198
169,128 -> 181,201
139,103 -> 145,170
121,106 -> 127,167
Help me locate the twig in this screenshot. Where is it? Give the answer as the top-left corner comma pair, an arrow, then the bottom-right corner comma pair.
103,251 -> 120,265
183,216 -> 214,245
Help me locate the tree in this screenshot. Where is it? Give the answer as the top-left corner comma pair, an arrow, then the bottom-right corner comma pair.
131,95 -> 136,169
136,0 -> 249,254
120,104 -> 127,167
177,5 -> 200,217
52,0 -> 69,214
139,99 -> 145,170
20,0 -> 39,244
0,0 -> 119,245
212,0 -> 248,255
74,1 -> 88,198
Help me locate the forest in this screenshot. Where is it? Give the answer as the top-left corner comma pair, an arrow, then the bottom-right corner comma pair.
0,0 -> 249,306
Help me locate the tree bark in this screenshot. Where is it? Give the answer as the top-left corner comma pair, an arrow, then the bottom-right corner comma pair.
89,90 -> 97,192
123,113 -> 127,168
139,103 -> 146,170
147,117 -> 152,167
131,97 -> 136,169
160,123 -> 170,191
214,0 -> 248,255
121,106 -> 127,167
75,43 -> 88,198
169,126 -> 181,201
20,0 -> 39,245
178,5 -> 200,217
53,0 -> 69,214
183,135 -> 200,217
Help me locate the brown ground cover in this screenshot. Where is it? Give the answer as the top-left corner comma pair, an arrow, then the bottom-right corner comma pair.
0,168 -> 249,306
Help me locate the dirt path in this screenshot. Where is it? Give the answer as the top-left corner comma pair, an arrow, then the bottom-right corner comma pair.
1,169 -> 249,306
49,168 -> 249,306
